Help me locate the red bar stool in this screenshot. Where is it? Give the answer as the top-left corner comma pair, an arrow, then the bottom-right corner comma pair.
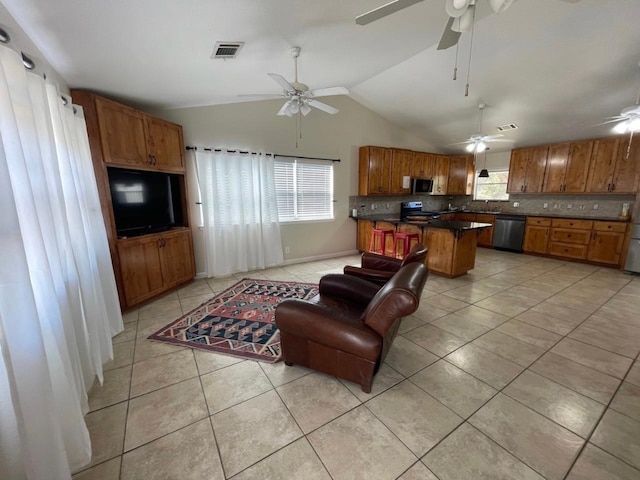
369,229 -> 394,255
393,232 -> 420,259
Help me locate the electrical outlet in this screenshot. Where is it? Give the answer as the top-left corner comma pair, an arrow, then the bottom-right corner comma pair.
567,203 -> 572,209
371,203 -> 376,210
513,202 -> 520,207
386,203 -> 390,209
284,246 -> 290,254
593,204 -> 599,210
543,203 -> 548,209
553,203 -> 559,209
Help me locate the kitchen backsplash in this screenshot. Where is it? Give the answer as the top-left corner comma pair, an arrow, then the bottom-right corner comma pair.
350,193 -> 636,220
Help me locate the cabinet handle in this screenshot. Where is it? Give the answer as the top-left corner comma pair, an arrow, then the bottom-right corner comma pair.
607,183 -> 611,191
148,154 -> 153,164
611,183 -> 615,191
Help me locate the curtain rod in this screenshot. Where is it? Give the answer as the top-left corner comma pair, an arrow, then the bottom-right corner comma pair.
185,146 -> 340,163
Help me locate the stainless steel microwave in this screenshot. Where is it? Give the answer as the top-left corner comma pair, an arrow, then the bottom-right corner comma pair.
411,177 -> 434,194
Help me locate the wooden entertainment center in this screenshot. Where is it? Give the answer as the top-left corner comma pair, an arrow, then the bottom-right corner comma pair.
72,90 -> 196,310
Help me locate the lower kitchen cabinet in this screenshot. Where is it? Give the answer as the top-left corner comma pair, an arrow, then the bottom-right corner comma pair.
586,221 -> 627,265
117,228 -> 195,307
523,218 -> 550,254
475,214 -> 496,247
547,219 -> 592,260
357,219 -> 374,252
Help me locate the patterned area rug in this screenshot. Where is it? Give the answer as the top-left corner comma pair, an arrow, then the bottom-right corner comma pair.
148,278 -> 319,363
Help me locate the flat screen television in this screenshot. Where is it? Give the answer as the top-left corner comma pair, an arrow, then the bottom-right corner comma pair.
108,167 -> 184,237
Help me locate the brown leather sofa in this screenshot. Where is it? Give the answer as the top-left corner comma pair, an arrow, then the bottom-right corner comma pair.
343,243 -> 428,286
275,262 -> 428,393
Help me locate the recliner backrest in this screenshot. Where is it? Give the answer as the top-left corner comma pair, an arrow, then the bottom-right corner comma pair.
361,262 -> 428,337
400,244 -> 428,267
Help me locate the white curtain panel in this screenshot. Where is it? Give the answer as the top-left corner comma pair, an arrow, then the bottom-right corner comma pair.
0,45 -> 123,478
193,150 -> 284,277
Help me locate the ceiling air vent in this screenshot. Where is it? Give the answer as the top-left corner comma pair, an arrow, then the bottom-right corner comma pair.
211,42 -> 244,59
497,123 -> 519,132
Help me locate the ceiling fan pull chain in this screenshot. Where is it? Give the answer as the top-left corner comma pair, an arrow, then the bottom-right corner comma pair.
453,40 -> 460,80
464,5 -> 477,97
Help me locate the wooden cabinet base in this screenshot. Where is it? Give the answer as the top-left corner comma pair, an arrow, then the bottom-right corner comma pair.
424,228 -> 478,278
117,228 -> 195,308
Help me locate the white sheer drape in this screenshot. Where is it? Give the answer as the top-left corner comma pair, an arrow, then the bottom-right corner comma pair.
193,150 -> 284,277
0,45 -> 123,479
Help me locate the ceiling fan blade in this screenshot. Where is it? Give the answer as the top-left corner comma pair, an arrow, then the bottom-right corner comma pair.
308,99 -> 339,114
482,134 -> 505,140
277,101 -> 294,117
446,140 -> 474,146
267,73 -> 296,93
437,17 -> 462,50
355,0 -> 424,26
238,93 -> 285,98
485,139 -> 513,143
308,86 -> 349,97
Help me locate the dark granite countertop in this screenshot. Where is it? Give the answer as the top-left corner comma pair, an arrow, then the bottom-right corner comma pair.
352,212 -> 629,223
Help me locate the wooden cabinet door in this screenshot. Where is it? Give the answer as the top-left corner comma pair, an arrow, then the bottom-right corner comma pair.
507,149 -> 528,193
412,152 -> 434,178
390,149 -> 413,194
357,219 -> 373,252
446,155 -> 468,195
586,137 -> 618,193
587,231 -> 625,265
432,155 -> 450,195
360,147 -> 391,195
147,118 -> 185,172
160,230 -> 196,287
96,97 -> 150,167
523,225 -> 549,254
466,155 -> 475,195
543,143 -> 570,193
475,214 -> 495,247
525,146 -> 548,193
118,236 -> 165,305
564,140 -> 593,192
612,136 -> 640,193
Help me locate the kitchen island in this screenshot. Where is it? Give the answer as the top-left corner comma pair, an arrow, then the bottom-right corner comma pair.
355,216 -> 491,278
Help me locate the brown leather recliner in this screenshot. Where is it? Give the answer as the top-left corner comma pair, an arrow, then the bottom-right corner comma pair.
275,262 -> 428,393
343,243 -> 428,286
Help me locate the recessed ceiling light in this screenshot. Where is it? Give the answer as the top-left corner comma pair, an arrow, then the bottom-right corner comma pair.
0,28 -> 10,44
22,53 -> 34,70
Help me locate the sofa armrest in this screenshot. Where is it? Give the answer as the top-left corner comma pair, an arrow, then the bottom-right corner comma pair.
360,252 -> 403,271
343,266 -> 394,286
318,274 -> 381,305
275,300 -> 380,360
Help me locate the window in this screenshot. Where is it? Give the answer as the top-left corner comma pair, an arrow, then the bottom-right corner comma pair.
474,169 -> 510,200
274,158 -> 334,222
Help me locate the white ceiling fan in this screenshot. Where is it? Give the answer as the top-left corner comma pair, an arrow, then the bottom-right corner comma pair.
356,0 -> 581,50
240,47 -> 349,117
603,62 -> 640,135
448,103 -> 513,152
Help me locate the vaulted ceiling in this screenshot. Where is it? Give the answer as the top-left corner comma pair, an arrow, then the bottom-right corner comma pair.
3,0 -> 640,153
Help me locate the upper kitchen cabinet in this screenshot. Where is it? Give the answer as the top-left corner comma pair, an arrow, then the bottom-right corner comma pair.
543,140 -> 592,193
95,96 -> 184,172
359,146 -> 392,195
432,155 -> 450,195
586,136 -> 639,193
412,152 -> 434,179
507,146 -> 548,193
145,116 -> 185,172
390,149 -> 413,195
447,155 -> 471,195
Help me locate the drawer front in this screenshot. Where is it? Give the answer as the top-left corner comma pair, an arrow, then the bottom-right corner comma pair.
476,214 -> 496,223
527,217 -> 551,227
593,221 -> 627,233
455,213 -> 477,222
548,242 -> 588,259
551,219 -> 593,230
550,228 -> 590,245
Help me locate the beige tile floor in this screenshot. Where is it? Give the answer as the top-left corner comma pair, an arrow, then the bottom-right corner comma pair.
74,249 -> 640,480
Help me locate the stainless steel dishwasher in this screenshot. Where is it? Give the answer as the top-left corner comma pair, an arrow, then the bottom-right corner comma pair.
492,215 -> 526,252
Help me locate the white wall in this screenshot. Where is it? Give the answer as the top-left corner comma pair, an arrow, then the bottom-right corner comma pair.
479,150 -> 511,171
153,96 -> 435,273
